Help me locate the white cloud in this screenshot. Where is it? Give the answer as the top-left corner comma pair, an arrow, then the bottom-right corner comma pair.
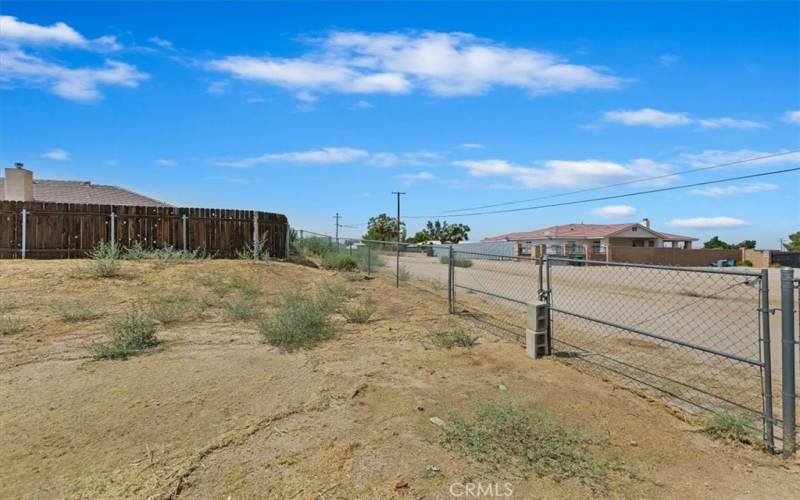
148,36 -> 173,50
218,147 -> 446,168
155,158 -> 176,166
458,143 -> 485,149
208,31 -> 622,101
207,80 -> 228,95
0,15 -> 119,50
0,17 -> 144,102
603,108 -> 692,128
697,117 -> 764,129
0,49 -> 148,102
689,183 -> 778,197
218,147 -> 370,168
42,148 -> 69,160
453,157 -> 671,188
669,216 -> 749,230
783,110 -> 800,124
398,171 -> 436,186
590,205 -> 636,218
352,100 -> 373,109
680,149 -> 800,168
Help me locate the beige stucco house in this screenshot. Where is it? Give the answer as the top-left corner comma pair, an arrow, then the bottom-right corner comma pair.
484,220 -> 697,258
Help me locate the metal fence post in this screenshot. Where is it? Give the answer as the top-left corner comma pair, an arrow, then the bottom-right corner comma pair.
285,225 -> 290,259
760,269 -> 776,452
544,255 -> 552,353
110,211 -> 116,245
367,244 -> 372,275
448,245 -> 455,314
21,208 -> 27,259
252,212 -> 259,260
781,267 -> 796,458
181,214 -> 188,252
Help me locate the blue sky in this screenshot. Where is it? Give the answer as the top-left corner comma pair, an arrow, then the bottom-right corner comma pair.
1,1 -> 798,247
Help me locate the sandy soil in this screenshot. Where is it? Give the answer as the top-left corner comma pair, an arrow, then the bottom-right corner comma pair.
1,259 -> 799,499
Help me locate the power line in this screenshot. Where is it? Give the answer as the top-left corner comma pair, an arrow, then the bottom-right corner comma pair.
402,166 -> 800,219
441,150 -> 800,214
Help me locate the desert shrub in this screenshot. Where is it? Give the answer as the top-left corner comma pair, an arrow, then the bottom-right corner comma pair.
430,325 -> 477,348
223,293 -> 260,321
344,272 -> 363,282
439,255 -> 473,268
441,398 -> 611,490
295,236 -> 331,256
123,242 -> 203,261
88,241 -> 122,260
147,293 -> 197,325
740,260 -> 753,267
89,308 -> 158,360
0,315 -> 24,336
321,252 -> 359,271
258,291 -> 335,351
342,300 -> 377,323
236,235 -> 270,261
51,301 -> 103,322
318,280 -> 355,312
704,411 -> 755,443
355,248 -> 386,272
88,258 -> 122,278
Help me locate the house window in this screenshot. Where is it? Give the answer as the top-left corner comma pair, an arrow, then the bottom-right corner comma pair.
631,226 -> 638,232
633,239 -> 646,247
591,241 -> 603,253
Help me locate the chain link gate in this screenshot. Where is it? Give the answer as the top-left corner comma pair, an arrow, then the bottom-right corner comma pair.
448,250 -> 780,451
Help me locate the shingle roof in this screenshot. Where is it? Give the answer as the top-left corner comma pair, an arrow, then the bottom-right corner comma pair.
484,223 -> 696,242
0,178 -> 170,207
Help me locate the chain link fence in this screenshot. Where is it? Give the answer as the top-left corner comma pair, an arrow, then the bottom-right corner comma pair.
290,230 -> 797,456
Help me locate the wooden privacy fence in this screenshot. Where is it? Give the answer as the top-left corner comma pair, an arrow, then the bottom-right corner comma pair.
0,201 -> 289,259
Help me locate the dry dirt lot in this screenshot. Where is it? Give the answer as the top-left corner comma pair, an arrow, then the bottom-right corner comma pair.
1,258 -> 799,499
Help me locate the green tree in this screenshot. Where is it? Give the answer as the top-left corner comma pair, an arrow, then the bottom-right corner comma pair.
363,213 -> 406,241
409,230 -> 430,243
703,236 -> 733,249
736,240 -> 756,249
422,219 -> 471,243
784,231 -> 800,251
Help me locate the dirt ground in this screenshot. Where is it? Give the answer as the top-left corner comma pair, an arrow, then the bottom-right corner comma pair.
1,258 -> 799,499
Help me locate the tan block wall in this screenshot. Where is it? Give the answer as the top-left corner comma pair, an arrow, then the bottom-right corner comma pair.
607,246 -> 741,266
740,248 -> 771,268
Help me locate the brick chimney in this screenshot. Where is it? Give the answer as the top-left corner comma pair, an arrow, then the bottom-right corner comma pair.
4,163 -> 34,202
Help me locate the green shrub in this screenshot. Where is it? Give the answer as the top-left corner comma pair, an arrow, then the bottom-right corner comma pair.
146,293 -> 197,325
89,308 -> 159,360
295,236 -> 331,256
441,399 -> 611,490
223,293 -> 260,321
355,248 -> 386,271
0,315 -> 24,336
258,291 -> 335,351
89,258 -> 122,278
342,300 -> 377,323
235,235 -> 270,261
439,255 -> 473,268
123,242 -> 203,260
321,252 -> 359,271
740,260 -> 753,267
88,240 -> 122,260
704,411 -> 755,443
430,325 -> 477,349
51,301 -> 103,322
